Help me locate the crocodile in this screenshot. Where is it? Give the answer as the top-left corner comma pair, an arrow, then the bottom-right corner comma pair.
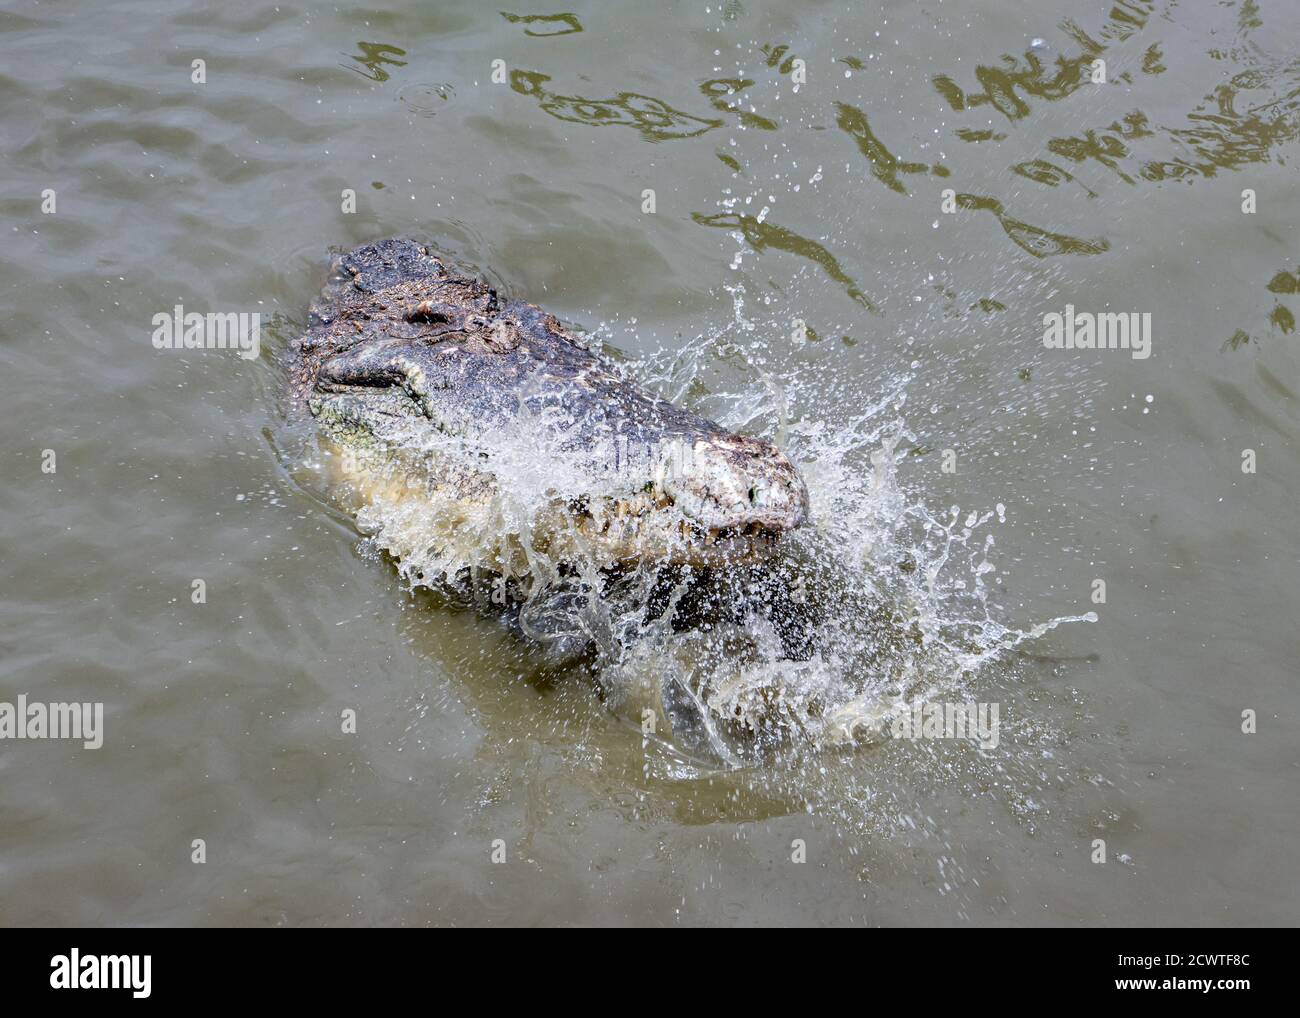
291,238 -> 810,582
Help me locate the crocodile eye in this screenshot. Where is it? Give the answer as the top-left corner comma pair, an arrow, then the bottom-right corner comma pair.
406,301 -> 451,324
748,486 -> 758,503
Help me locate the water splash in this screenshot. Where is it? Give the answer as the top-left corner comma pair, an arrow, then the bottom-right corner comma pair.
303,278 -> 1093,771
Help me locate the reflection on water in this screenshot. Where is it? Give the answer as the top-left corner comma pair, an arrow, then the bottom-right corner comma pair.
1012,159 -> 1097,197
1047,112 -> 1152,185
835,102 -> 949,194
1267,268 -> 1299,295
302,0 -> 1297,276
933,46 -> 1099,121
701,78 -> 778,132
760,43 -> 800,74
932,0 -> 1300,203
692,211 -> 876,309
1226,263 -> 1300,347
1141,67 -> 1300,183
509,69 -> 722,140
954,194 -> 1109,259
932,2 -> 1155,120
341,41 -> 407,82
1027,68 -> 1300,189
501,12 -> 583,37
485,2 -> 1292,269
955,127 -> 1007,144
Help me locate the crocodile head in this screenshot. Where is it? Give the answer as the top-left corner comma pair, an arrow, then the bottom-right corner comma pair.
295,239 -> 809,569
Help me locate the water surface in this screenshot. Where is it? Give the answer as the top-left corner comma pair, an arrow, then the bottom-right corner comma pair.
1,0 -> 1298,925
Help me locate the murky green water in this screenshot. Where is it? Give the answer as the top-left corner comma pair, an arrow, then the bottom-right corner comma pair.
2,0 -> 1298,926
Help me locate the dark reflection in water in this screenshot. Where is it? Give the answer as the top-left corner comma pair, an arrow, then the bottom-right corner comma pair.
1267,269 -> 1300,295
932,2 -> 1155,120
692,212 -> 876,309
501,12 -> 583,37
954,194 -> 1109,258
1047,111 -> 1151,184
510,69 -> 722,140
1224,263 -> 1300,349
1026,66 -> 1300,190
835,102 -> 949,194
932,42 -> 1099,121
1142,43 -> 1166,75
932,0 -> 1300,201
347,4 -> 1294,273
760,43 -> 801,75
701,78 -> 778,131
1012,159 -> 1097,198
1139,69 -> 1300,183
956,127 -> 1007,143
341,41 -> 407,82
